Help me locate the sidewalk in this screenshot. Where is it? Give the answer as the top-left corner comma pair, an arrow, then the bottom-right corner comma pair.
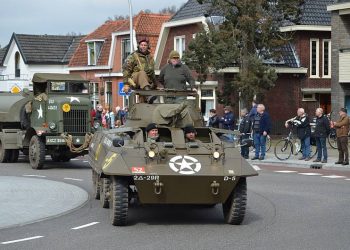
247,143 -> 350,170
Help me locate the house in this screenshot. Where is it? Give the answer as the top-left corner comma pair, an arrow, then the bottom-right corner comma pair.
154,0 -> 334,134
328,0 -> 350,113
0,33 -> 83,92
68,12 -> 171,110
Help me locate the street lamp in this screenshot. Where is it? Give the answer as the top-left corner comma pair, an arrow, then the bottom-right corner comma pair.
128,0 -> 134,53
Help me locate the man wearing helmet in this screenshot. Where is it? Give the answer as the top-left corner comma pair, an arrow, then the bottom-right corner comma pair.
122,38 -> 156,93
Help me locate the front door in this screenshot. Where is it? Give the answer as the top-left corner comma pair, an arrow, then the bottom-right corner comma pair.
319,93 -> 331,115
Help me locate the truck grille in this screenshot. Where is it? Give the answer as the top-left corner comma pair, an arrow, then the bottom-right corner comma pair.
63,109 -> 89,133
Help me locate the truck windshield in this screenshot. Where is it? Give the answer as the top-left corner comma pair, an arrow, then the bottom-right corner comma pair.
49,82 -> 89,94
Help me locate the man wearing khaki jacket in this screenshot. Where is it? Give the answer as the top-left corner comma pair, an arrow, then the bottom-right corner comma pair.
333,108 -> 349,165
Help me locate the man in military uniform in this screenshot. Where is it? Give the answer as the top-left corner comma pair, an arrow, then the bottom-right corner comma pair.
184,125 -> 199,142
146,123 -> 159,143
122,38 -> 155,93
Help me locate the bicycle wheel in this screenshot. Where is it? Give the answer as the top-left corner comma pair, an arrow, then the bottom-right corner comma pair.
266,136 -> 271,152
328,132 -> 337,149
274,139 -> 292,160
292,139 -> 301,155
310,144 -> 318,159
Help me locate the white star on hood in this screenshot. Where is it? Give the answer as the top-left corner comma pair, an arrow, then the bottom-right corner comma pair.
37,104 -> 43,119
67,96 -> 80,103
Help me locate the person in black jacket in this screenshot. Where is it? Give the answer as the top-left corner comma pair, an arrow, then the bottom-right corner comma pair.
313,108 -> 330,163
239,108 -> 252,159
251,104 -> 271,160
208,109 -> 220,128
285,108 -> 311,161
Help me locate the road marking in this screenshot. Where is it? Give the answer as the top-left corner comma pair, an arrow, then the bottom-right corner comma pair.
298,173 -> 323,176
22,174 -> 46,178
321,175 -> 346,179
252,165 -> 261,171
346,179 -> 350,181
274,170 -> 298,173
1,236 -> 44,245
64,177 -> 83,181
71,222 -> 99,230
83,160 -> 89,163
71,159 -> 80,161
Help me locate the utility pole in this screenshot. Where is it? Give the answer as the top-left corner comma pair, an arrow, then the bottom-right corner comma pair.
128,0 -> 134,53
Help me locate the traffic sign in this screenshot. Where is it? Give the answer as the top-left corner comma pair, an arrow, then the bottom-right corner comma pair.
118,82 -> 131,96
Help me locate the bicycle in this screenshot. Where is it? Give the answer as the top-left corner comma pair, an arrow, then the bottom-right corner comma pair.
311,112 -> 339,149
274,125 -> 317,161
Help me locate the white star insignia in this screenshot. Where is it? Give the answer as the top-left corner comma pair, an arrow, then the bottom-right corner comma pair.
67,96 -> 80,103
176,158 -> 195,172
37,104 -> 43,119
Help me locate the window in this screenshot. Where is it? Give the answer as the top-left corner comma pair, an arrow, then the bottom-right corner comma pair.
105,81 -> 112,107
121,39 -> 131,64
15,52 -> 20,78
199,87 -> 215,123
302,93 -> 316,102
174,36 -> 186,58
323,40 -> 331,78
90,83 -> 99,109
310,39 -> 319,77
87,41 -> 103,65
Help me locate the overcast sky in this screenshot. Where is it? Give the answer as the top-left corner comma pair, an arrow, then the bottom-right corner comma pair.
0,0 -> 186,47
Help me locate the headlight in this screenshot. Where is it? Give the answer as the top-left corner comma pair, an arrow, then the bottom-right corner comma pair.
49,122 -> 56,130
148,150 -> 156,158
213,151 -> 220,159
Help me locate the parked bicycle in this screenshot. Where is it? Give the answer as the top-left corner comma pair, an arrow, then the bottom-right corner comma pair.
274,124 -> 317,161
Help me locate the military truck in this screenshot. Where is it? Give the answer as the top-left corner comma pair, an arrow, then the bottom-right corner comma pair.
89,89 -> 258,226
0,73 -> 93,169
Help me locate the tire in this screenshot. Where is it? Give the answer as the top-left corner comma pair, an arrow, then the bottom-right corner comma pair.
29,136 -> 45,169
292,139 -> 301,156
310,144 -> 318,159
9,149 -> 19,163
0,139 -> 11,163
328,132 -> 337,149
266,135 -> 271,152
92,170 -> 100,200
274,139 -> 292,160
223,177 -> 247,225
100,178 -> 110,208
109,177 -> 129,226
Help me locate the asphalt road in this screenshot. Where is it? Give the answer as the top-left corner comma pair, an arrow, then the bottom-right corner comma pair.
1,156 -> 350,250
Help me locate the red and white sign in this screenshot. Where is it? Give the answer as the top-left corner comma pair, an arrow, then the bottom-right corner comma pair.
131,167 -> 145,174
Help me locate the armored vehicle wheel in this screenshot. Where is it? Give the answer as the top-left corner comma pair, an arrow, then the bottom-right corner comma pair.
60,155 -> 71,162
9,149 -> 19,163
0,139 -> 11,163
29,136 -> 45,169
223,177 -> 247,225
109,177 -> 129,226
92,170 -> 100,200
100,178 -> 110,208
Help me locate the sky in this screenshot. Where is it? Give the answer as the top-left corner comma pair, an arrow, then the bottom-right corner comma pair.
0,0 -> 186,47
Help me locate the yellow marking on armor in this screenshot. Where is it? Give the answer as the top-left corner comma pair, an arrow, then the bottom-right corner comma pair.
95,144 -> 102,160
62,103 -> 71,112
102,153 -> 117,170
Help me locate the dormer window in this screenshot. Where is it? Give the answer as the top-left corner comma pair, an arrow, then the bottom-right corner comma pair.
86,40 -> 104,66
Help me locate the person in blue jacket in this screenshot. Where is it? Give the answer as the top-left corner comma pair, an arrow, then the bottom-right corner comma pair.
251,104 -> 271,160
220,106 -> 235,130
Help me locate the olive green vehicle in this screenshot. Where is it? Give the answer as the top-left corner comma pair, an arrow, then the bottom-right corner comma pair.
0,73 -> 93,169
89,89 -> 258,226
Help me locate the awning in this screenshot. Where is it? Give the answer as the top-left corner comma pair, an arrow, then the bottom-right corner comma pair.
301,88 -> 331,93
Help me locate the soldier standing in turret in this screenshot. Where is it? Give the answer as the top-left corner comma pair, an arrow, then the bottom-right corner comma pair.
122,38 -> 156,93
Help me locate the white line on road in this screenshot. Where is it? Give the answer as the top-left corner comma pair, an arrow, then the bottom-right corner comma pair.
298,173 -> 323,176
274,170 -> 298,173
321,175 -> 346,179
1,236 -> 44,245
71,222 -> 100,230
346,179 -> 350,181
64,177 -> 83,181
83,160 -> 89,163
252,165 -> 261,171
22,175 -> 46,178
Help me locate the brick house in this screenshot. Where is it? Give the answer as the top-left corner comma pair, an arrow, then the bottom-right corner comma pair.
328,0 -> 350,113
68,12 -> 171,110
154,0 -> 334,134
0,33 -> 82,92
